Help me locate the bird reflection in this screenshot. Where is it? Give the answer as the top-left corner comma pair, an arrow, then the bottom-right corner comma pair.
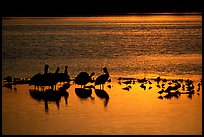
94,89 -> 109,107
29,83 -> 69,112
75,88 -> 94,99
29,89 -> 61,111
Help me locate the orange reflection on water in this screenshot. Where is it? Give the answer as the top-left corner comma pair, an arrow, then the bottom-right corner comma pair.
2,76 -> 202,134
60,14 -> 202,23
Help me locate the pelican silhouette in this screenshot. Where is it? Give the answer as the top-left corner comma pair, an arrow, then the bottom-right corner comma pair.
56,66 -> 70,85
29,64 -> 58,91
75,72 -> 95,88
95,67 -> 110,90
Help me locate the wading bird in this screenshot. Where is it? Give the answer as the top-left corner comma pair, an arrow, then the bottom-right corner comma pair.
95,67 -> 110,90
75,72 -> 95,88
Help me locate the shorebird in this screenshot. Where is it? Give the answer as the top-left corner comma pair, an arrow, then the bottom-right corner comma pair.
158,89 -> 164,94
56,66 -> 70,85
95,67 -> 110,90
29,64 -> 58,91
137,77 -> 147,83
122,80 -> 132,85
75,72 -> 95,88
140,83 -> 146,90
197,83 -> 201,92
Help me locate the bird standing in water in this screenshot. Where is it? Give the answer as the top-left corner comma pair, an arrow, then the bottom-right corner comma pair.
95,67 -> 110,90
75,72 -> 95,88
56,66 -> 70,86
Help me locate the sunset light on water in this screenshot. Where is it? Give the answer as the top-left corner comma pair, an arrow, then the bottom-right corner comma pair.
2,13 -> 202,135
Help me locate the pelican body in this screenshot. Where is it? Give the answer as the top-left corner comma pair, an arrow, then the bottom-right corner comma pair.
95,67 -> 109,90
75,72 -> 95,88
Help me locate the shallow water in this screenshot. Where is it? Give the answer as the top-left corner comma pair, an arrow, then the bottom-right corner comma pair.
2,15 -> 202,135
2,78 -> 202,135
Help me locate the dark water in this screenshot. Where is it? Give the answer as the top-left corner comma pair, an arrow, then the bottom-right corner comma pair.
2,15 -> 202,135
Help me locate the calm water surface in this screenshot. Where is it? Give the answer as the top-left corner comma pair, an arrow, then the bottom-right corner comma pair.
2,15 -> 202,135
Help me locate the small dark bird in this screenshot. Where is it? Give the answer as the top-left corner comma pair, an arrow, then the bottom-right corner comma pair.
107,79 -> 111,82
182,84 -> 185,91
3,76 -> 13,83
197,83 -> 201,92
122,86 -> 130,91
122,80 -> 132,85
95,67 -> 110,90
158,89 -> 164,94
140,83 -> 146,90
157,84 -> 161,88
155,77 -> 161,84
161,84 -> 165,88
162,78 -> 167,83
137,77 -> 147,83
148,81 -> 152,85
75,72 -> 95,88
107,85 -> 112,89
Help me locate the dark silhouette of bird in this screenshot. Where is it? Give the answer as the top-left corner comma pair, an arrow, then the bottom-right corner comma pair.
107,78 -> 111,83
3,76 -> 13,83
157,84 -> 161,88
41,65 -> 58,90
158,89 -> 164,94
122,85 -> 132,91
137,77 -> 147,83
122,87 -> 130,91
95,67 -> 110,90
3,76 -> 13,89
122,80 -> 132,85
44,64 -> 49,74
75,72 -> 95,88
182,84 -> 185,91
29,73 -> 43,90
158,96 -> 163,99
197,83 -> 201,92
107,85 -> 112,89
155,77 -> 161,84
148,80 -> 152,85
29,64 -> 58,91
161,83 -> 165,88
162,78 -> 168,83
56,66 -> 70,85
140,83 -> 146,90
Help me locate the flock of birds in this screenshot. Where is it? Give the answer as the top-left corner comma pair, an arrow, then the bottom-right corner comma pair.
118,76 -> 202,99
27,64 -> 110,91
3,64 -> 202,101
3,65 -> 202,111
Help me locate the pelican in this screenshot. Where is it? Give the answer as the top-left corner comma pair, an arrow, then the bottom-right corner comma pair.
75,72 -> 95,88
29,64 -> 58,91
56,66 -> 70,85
95,67 -> 110,90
